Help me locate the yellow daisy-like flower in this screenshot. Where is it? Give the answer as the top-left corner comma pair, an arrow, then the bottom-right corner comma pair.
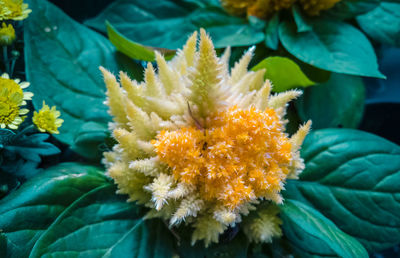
0,73 -> 32,129
101,29 -> 311,246
32,101 -> 64,134
221,0 -> 342,18
0,22 -> 15,46
0,0 -> 31,21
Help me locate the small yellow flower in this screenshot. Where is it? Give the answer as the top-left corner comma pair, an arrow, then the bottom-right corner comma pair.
101,29 -> 311,246
0,73 -> 31,129
0,0 -> 31,21
221,0 -> 342,18
33,101 -> 63,134
0,22 -> 15,46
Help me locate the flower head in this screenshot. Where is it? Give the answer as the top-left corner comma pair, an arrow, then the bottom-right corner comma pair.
0,0 -> 31,21
101,29 -> 310,246
0,22 -> 15,46
33,101 -> 63,134
221,0 -> 342,18
0,73 -> 31,129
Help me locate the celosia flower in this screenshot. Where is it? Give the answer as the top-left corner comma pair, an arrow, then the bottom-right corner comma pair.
101,29 -> 311,246
0,73 -> 32,129
33,101 -> 63,134
0,22 -> 15,46
221,0 -> 342,18
0,0 -> 31,21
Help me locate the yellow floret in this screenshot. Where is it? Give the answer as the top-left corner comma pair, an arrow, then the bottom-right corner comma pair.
242,205 -> 283,243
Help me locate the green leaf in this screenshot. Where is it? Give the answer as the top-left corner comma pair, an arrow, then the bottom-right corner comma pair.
281,200 -> 368,258
70,121 -> 109,160
264,13 -> 280,50
279,20 -> 384,78
284,129 -> 400,252
0,163 -> 108,257
291,5 -> 312,32
24,0 -> 118,159
1,132 -> 60,178
85,0 -> 264,50
29,185 -> 174,258
296,73 -> 365,129
291,58 -> 331,84
324,0 -> 380,19
106,21 -> 176,61
0,162 -> 174,257
363,46 -> 400,104
357,2 -> 400,47
0,129 -> 15,148
114,52 -> 145,82
252,56 -> 315,92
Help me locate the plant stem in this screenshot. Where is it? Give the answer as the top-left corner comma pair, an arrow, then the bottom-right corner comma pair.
2,46 -> 10,74
10,58 -> 16,78
17,125 -> 36,136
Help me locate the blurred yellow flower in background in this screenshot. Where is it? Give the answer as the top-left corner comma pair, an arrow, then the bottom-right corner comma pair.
0,0 -> 31,21
0,22 -> 15,46
101,29 -> 311,246
221,0 -> 342,19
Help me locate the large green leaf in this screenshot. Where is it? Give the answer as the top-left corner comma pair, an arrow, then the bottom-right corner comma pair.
29,185 -> 174,258
0,163 -> 174,257
85,0 -> 264,50
0,163 -> 108,257
357,2 -> 400,47
281,200 -> 368,258
296,73 -> 365,129
24,0 -> 118,159
284,129 -> 400,252
279,20 -> 384,78
252,56 -> 315,92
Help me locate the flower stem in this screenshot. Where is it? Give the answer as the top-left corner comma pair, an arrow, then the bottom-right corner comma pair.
10,57 -> 16,78
17,124 -> 36,136
2,46 -> 10,74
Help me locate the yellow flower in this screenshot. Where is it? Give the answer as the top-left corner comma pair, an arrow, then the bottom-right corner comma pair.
0,0 -> 31,21
0,22 -> 15,46
0,73 -> 31,129
101,29 -> 311,246
33,101 -> 63,134
220,0 -> 342,18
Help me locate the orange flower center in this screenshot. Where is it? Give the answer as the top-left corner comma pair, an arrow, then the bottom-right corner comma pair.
152,106 -> 293,210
